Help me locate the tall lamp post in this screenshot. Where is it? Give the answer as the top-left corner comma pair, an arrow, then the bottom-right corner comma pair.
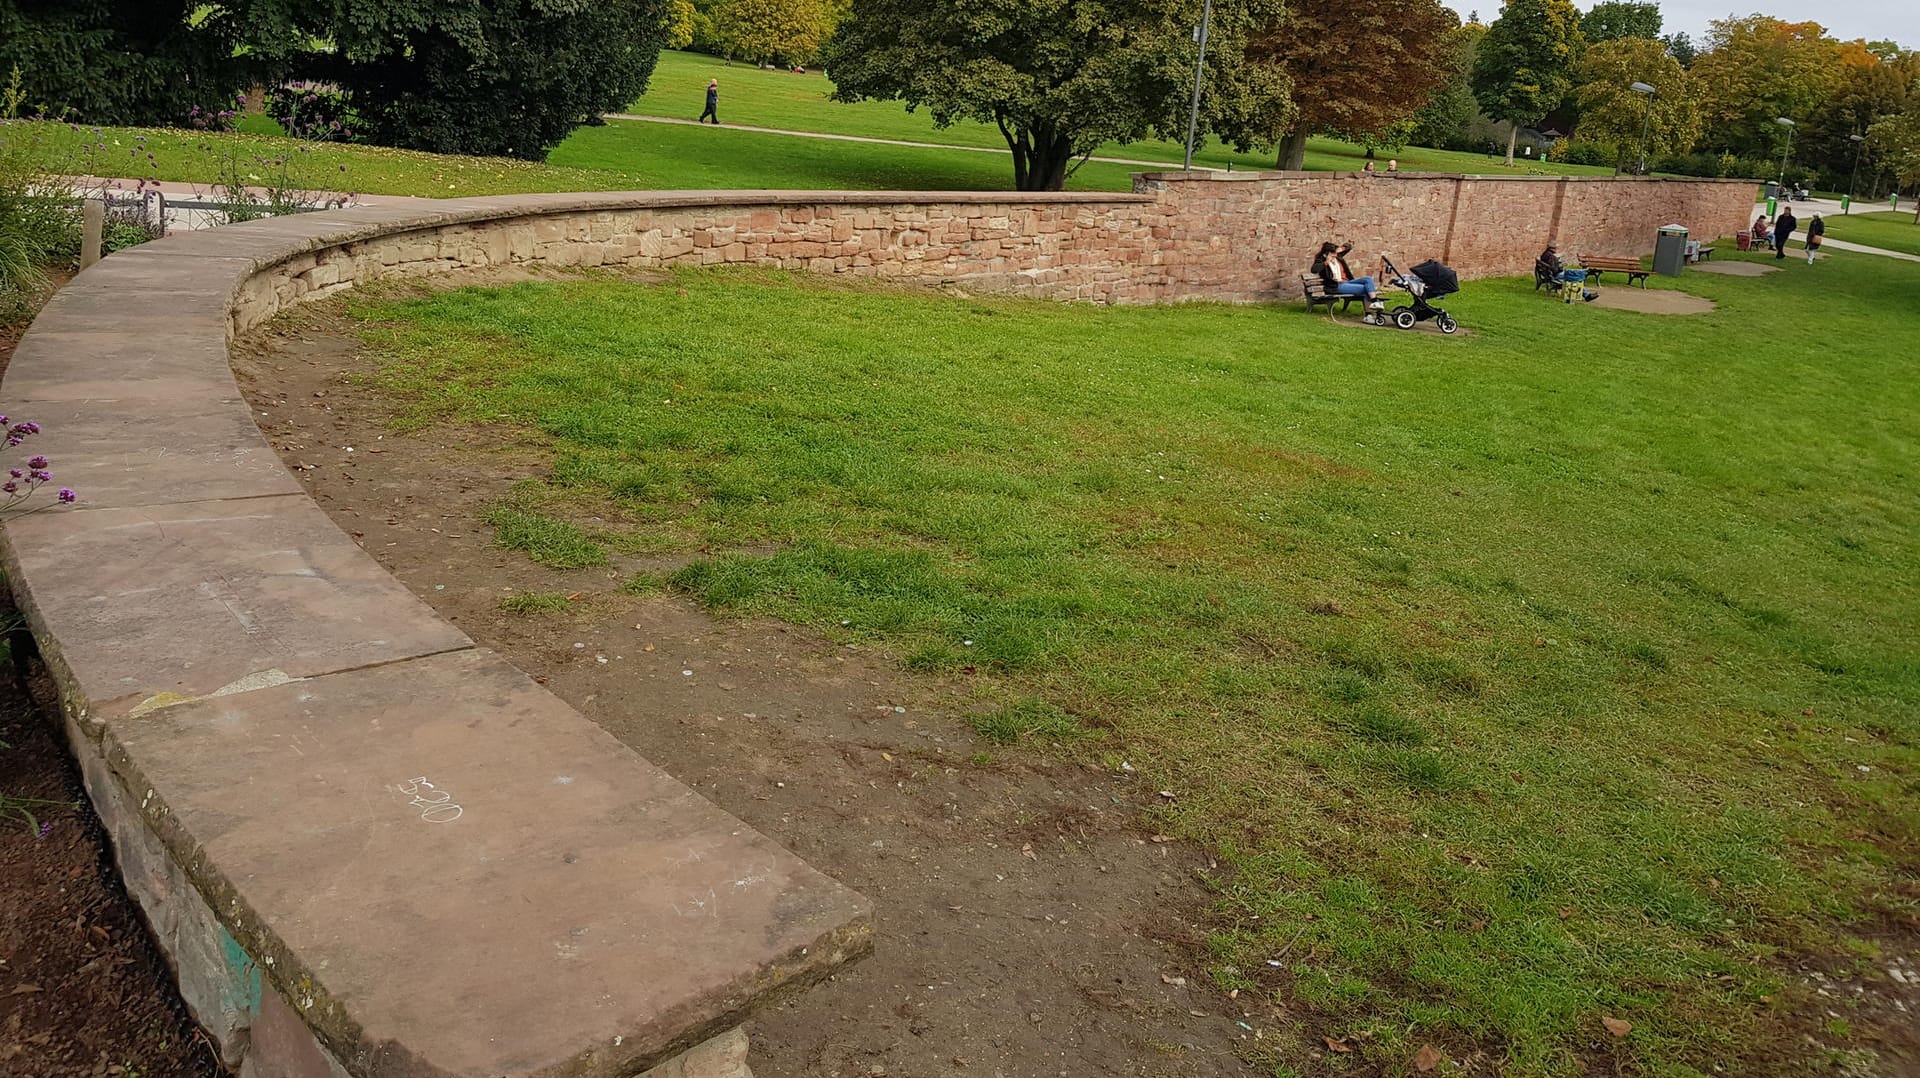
1630,82 -> 1656,175
1845,133 -> 1866,213
1181,0 -> 1214,171
1775,116 -> 1796,190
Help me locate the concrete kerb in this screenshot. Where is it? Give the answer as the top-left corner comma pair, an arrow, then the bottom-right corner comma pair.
1,175 -> 1760,1076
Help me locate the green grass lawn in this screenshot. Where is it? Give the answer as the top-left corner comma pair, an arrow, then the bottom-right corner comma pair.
33,119 -> 1140,196
632,49 -> 1617,178
1822,210 -> 1920,256
345,252 -> 1918,1075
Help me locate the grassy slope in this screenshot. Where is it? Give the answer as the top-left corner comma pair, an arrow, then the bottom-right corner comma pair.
630,50 -> 1619,178
348,252 -> 1918,1076
1821,210 -> 1920,256
38,121 -> 1142,197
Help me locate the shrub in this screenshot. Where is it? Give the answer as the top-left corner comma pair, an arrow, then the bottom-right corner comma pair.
1555,141 -> 1618,167
0,71 -> 77,320
265,83 -> 362,143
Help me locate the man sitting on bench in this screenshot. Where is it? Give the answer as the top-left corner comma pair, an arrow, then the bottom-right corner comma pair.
1313,241 -> 1383,313
1537,243 -> 1596,303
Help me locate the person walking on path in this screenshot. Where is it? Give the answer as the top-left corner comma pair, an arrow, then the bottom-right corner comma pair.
1773,207 -> 1797,260
1805,213 -> 1824,264
699,79 -> 719,124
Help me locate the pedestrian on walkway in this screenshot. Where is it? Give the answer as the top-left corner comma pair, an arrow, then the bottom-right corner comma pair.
1804,213 -> 1824,264
700,79 -> 719,124
1773,206 -> 1797,260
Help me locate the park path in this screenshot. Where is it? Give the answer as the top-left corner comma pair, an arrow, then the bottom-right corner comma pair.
603,112 -> 1202,170
1818,236 -> 1920,263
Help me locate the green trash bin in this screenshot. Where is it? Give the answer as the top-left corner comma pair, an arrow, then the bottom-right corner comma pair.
1841,194 -> 1852,214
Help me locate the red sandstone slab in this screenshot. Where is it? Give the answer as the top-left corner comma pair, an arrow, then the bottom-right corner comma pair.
2,494 -> 470,716
1,330 -> 242,401
7,397 -> 301,509
103,647 -> 871,1076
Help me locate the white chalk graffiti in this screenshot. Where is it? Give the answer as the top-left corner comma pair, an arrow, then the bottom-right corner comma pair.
395,776 -> 464,823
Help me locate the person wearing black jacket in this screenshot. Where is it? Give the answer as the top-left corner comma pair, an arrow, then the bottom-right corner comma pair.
1804,213 -> 1824,264
1773,207 -> 1797,260
1312,241 -> 1380,309
700,79 -> 719,124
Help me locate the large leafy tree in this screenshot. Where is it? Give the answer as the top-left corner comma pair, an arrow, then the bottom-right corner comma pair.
1471,0 -> 1582,165
235,0 -> 671,160
1688,17 -> 1844,159
1246,0 -> 1458,169
0,0 -> 243,124
1410,22 -> 1486,152
711,0 -> 829,65
1579,1 -> 1659,45
1572,36 -> 1698,170
1866,94 -> 1920,220
826,0 -> 1290,191
1801,47 -> 1918,190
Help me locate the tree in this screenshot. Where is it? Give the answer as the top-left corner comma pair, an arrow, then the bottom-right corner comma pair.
1802,48 -> 1918,192
826,0 -> 1291,191
1572,37 -> 1698,169
1246,0 -> 1458,169
1689,17 -> 1844,159
1411,22 -> 1486,151
0,0 -> 243,124
233,0 -> 671,161
1471,0 -> 1582,165
666,0 -> 697,49
1866,96 -> 1920,220
1663,32 -> 1696,67
712,0 -> 829,65
1581,1 -> 1659,45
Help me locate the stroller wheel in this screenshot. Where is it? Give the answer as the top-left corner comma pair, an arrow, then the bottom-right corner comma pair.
1392,308 -> 1417,329
1437,313 -> 1458,334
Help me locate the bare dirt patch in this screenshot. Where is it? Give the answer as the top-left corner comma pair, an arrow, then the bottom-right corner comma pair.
232,301 -> 1264,1077
1587,286 -> 1716,314
0,670 -> 224,1078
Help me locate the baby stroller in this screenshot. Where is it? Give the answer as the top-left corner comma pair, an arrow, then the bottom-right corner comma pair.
1381,256 -> 1460,334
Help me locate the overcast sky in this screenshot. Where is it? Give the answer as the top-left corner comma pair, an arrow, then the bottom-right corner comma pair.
1440,0 -> 1911,48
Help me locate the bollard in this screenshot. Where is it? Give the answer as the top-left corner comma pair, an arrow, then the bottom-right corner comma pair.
79,198 -> 105,269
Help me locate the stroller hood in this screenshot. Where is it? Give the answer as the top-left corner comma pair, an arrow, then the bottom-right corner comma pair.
1411,260 -> 1459,297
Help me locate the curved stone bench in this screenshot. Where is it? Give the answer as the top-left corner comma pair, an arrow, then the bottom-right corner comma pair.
0,189 -> 1172,1077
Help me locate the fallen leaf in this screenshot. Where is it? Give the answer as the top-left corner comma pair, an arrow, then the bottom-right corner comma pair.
1601,1016 -> 1632,1038
1325,1036 -> 1352,1053
1161,973 -> 1186,987
643,643 -> 655,652
1414,1044 -> 1445,1071
1149,834 -> 1174,843
1021,843 -> 1036,860
8,984 -> 41,995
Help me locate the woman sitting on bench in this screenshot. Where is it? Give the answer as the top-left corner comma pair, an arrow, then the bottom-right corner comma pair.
1751,213 -> 1772,246
1313,241 -> 1382,311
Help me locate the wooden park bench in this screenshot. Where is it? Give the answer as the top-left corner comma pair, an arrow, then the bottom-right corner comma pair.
1301,272 -> 1363,315
1578,253 -> 1651,288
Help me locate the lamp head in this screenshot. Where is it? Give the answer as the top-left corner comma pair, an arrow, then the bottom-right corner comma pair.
1630,82 -> 1656,95
1775,117 -> 1795,127
1849,133 -> 1865,142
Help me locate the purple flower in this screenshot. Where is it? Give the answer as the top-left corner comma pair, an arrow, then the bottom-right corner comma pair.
8,469 -> 19,479
36,821 -> 51,840
3,482 -> 17,494
12,421 -> 39,435
7,437 -> 21,448
57,488 -> 76,504
27,455 -> 47,469
30,470 -> 51,482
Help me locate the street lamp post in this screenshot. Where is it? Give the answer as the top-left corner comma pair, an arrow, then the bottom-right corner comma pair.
1846,133 -> 1866,213
1775,116 -> 1796,191
1182,0 -> 1214,172
1630,82 -> 1656,176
